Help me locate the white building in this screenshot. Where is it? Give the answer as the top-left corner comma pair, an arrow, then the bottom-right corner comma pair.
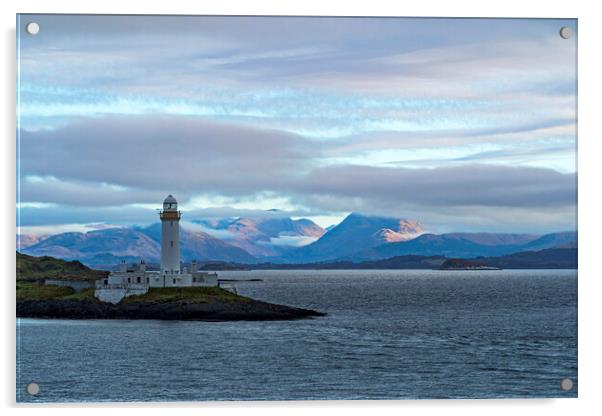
95,195 -> 218,303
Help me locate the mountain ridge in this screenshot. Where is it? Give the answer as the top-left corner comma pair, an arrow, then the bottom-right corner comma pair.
18,213 -> 577,267
22,225 -> 256,268
195,216 -> 324,257
351,230 -> 577,261
281,213 -> 424,263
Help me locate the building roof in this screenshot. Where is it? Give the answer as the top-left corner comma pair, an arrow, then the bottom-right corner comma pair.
163,194 -> 177,204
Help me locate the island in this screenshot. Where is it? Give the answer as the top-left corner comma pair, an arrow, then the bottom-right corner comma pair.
439,258 -> 500,270
16,252 -> 325,321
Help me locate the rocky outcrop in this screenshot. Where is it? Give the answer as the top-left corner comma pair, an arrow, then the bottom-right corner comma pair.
16,297 -> 325,321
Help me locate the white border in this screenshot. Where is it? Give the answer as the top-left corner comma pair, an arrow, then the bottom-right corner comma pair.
2,1 -> 601,415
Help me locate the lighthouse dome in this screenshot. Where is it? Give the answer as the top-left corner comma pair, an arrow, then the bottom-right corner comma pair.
164,194 -> 177,204
163,194 -> 177,211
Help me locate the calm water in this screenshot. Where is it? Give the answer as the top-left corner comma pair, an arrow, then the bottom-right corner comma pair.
16,269 -> 577,402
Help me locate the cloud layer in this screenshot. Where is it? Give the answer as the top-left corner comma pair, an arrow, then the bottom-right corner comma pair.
17,15 -> 577,233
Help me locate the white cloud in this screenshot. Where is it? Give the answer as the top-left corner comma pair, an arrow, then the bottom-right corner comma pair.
16,16 -> 577,234
179,221 -> 236,240
18,222 -> 123,237
264,235 -> 320,247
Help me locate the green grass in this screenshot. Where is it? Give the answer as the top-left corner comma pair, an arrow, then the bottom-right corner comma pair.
61,288 -> 96,301
17,281 -> 75,300
16,251 -> 108,282
17,281 -> 98,301
122,286 -> 249,304
17,279 -> 248,305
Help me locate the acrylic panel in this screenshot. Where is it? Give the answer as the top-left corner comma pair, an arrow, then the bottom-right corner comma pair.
16,14 -> 578,402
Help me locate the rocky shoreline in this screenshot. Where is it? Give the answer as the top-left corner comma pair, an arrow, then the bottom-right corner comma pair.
17,297 -> 326,322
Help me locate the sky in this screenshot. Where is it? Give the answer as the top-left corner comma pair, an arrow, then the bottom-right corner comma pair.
17,15 -> 577,236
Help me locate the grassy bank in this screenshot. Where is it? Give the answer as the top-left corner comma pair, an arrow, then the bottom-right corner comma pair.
16,251 -> 108,282
17,281 -> 77,300
17,281 -> 248,304
122,287 -> 249,304
17,281 -> 97,301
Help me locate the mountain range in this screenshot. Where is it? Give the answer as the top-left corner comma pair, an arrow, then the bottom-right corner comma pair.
20,225 -> 255,269
280,213 -> 424,263
18,212 -> 577,269
194,215 -> 324,257
349,231 -> 577,262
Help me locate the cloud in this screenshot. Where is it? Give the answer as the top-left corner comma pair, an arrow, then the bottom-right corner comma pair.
19,16 -> 576,139
19,116 -> 310,201
19,175 -> 164,206
19,115 -> 576,205
294,164 -> 576,210
264,235 -> 320,247
16,203 -> 328,228
17,204 -> 160,227
17,113 -> 576,234
179,221 -> 236,240
18,222 -> 123,237
16,15 -> 577,233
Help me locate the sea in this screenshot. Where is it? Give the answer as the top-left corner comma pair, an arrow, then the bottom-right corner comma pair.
16,269 -> 578,402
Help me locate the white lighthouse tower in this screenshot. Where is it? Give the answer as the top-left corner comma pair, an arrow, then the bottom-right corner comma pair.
160,194 -> 181,275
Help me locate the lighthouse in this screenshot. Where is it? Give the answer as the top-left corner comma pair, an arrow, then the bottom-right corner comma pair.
95,194 -> 219,302
160,194 -> 181,274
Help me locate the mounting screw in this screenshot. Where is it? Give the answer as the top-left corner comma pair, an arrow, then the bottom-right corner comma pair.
559,26 -> 572,39
560,378 -> 573,391
26,382 -> 40,395
26,22 -> 40,35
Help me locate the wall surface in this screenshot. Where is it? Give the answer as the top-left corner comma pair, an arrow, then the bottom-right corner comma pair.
94,285 -> 148,304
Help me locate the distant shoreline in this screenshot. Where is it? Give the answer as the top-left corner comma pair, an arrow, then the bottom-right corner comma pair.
199,247 -> 577,271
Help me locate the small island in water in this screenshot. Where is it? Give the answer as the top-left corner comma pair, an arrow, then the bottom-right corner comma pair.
439,258 -> 501,270
16,252 -> 324,321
